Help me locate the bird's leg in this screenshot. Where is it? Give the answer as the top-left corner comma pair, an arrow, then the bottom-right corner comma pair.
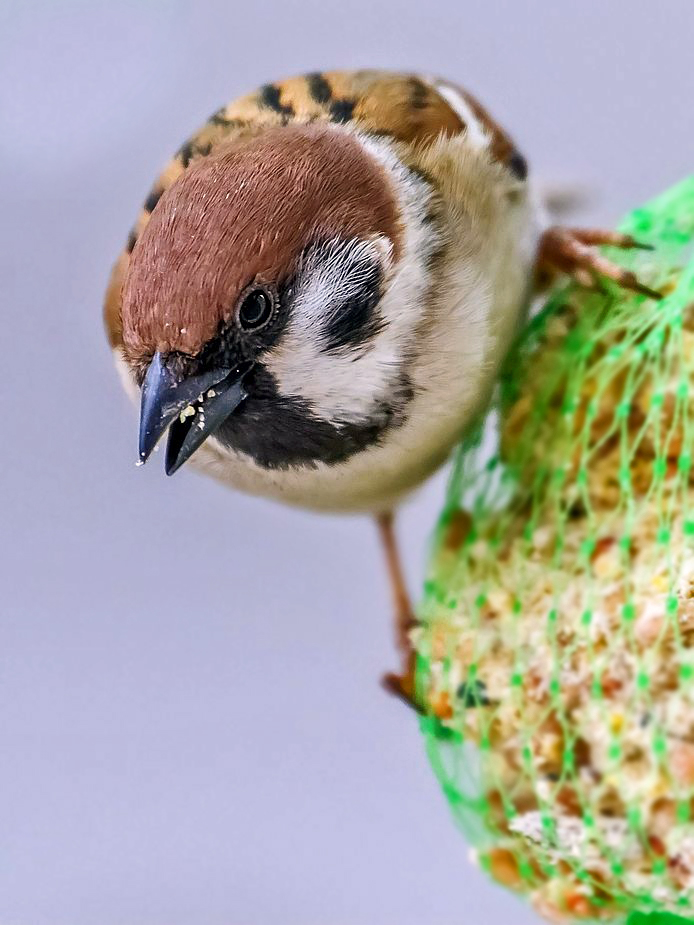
376,512 -> 423,713
537,226 -> 662,300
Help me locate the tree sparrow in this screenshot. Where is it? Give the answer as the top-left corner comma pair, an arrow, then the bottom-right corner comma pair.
105,70 -> 657,703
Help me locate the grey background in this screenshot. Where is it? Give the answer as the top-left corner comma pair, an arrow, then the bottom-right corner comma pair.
2,1 -> 693,923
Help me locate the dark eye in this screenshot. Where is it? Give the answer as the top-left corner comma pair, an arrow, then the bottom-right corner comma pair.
238,287 -> 274,330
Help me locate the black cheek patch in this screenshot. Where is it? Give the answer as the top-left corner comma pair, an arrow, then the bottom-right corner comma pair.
321,264 -> 385,353
322,294 -> 384,354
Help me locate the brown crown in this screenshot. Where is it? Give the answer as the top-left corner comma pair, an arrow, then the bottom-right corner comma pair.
121,123 -> 401,360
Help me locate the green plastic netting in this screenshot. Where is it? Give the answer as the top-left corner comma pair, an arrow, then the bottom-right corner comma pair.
415,177 -> 694,924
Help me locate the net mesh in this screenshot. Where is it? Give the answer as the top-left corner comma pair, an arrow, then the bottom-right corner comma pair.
415,177 -> 694,923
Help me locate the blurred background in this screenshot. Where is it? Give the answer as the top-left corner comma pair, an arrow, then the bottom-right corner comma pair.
2,2 -> 693,923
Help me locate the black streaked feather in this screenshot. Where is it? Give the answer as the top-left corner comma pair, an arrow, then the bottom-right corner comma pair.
329,99 -> 355,123
177,140 -> 195,167
259,84 -> 294,117
143,188 -> 162,213
306,72 -> 332,104
508,149 -> 528,181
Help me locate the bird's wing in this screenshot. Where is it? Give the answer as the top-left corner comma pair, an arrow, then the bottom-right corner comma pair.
104,69 -> 522,348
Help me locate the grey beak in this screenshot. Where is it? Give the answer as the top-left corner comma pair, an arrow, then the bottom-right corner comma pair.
138,351 -> 251,474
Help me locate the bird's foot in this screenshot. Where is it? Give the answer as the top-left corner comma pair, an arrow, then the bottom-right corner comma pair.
381,652 -> 423,714
375,511 -> 424,713
537,226 -> 662,299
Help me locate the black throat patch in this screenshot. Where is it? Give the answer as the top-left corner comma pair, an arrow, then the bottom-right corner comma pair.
213,365 -> 412,470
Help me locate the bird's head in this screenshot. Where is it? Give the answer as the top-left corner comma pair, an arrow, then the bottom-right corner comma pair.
120,123 -> 438,474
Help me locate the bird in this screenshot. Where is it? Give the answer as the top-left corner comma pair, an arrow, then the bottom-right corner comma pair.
104,69 -> 658,706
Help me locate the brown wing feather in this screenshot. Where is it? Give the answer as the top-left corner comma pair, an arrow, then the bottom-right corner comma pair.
104,69 -> 518,348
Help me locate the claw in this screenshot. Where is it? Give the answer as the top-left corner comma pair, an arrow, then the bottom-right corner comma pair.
538,226 -> 662,301
569,229 -> 654,251
381,669 -> 423,714
625,277 -> 663,300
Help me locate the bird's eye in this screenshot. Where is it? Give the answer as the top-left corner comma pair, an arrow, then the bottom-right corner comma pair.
238,287 -> 274,330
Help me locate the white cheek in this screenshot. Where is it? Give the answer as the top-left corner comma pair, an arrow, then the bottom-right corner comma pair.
264,248 -> 426,424
264,301 -> 401,424
265,136 -> 440,426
